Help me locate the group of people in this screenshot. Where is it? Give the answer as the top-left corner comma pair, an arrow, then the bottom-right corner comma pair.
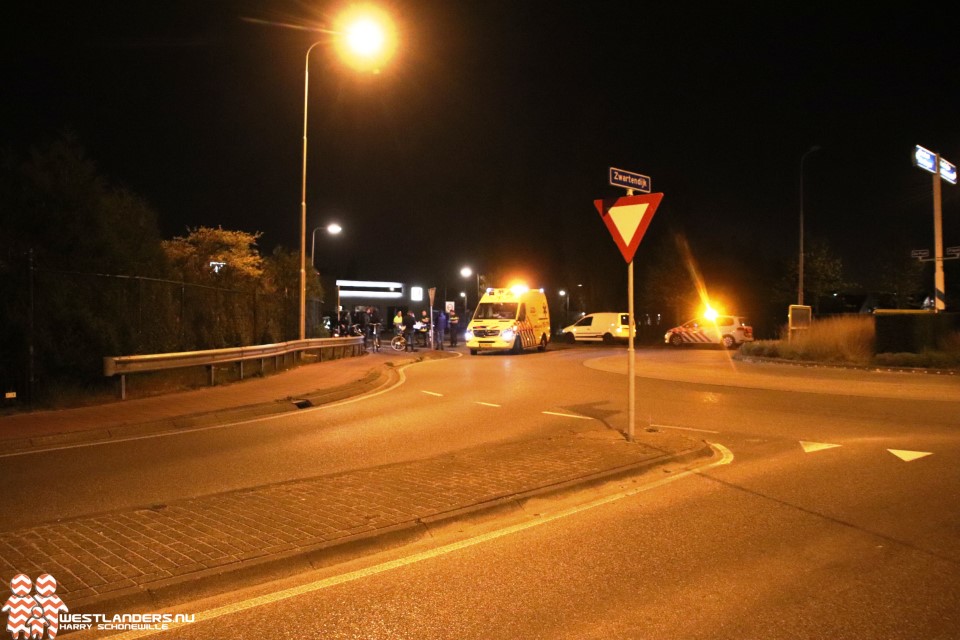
337,307 -> 383,344
392,308 -> 461,352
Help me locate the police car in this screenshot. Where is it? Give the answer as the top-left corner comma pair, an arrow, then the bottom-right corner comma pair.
664,315 -> 754,349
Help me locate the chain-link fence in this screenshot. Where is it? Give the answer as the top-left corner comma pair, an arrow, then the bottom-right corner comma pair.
0,261 -> 325,403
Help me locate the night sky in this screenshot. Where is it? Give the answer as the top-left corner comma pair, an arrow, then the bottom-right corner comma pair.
5,1 -> 959,326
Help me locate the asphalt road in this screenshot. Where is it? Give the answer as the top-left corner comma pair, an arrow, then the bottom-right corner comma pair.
49,346 -> 960,638
1,347 -> 665,529
142,443 -> 960,639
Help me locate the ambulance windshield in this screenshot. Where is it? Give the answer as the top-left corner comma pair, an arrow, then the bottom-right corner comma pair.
475,303 -> 518,320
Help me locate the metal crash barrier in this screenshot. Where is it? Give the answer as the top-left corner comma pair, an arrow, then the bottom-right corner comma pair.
103,337 -> 365,399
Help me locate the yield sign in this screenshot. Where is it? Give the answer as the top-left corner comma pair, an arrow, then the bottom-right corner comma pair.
593,193 -> 664,263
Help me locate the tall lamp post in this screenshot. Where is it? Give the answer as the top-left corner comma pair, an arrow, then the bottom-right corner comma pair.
460,266 -> 480,305
798,145 -> 821,306
298,9 -> 395,339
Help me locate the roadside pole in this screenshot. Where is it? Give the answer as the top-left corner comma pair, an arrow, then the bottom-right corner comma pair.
933,153 -> 945,311
627,252 -> 636,441
595,169 -> 662,442
912,145 -> 957,312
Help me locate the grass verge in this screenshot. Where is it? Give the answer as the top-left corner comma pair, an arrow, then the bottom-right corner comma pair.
740,315 -> 960,369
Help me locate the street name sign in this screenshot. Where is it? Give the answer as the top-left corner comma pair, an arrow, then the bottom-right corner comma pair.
913,145 -> 958,184
609,167 -> 651,193
593,193 -> 664,263
947,246 -> 960,257
911,249 -> 930,259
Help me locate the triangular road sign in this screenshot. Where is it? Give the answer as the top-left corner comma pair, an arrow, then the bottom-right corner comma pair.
594,193 -> 664,263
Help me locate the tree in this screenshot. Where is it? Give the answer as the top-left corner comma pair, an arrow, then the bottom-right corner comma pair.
260,246 -> 325,341
874,248 -> 927,309
0,134 -> 168,393
777,238 -> 849,315
162,226 -> 264,287
161,227 -> 267,348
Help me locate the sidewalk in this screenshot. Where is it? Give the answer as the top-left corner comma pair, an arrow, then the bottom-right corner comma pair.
0,349 -> 429,454
0,347 -> 710,613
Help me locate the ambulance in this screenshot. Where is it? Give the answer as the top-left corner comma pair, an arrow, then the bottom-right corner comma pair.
465,286 -> 551,355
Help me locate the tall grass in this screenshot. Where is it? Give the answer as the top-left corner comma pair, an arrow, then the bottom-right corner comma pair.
742,316 -> 874,365
742,315 -> 960,368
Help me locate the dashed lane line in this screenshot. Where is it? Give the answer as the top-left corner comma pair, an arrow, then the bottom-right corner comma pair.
652,423 -> 721,434
541,411 -> 593,420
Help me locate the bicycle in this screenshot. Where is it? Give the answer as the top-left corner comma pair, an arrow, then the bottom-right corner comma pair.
369,323 -> 382,352
391,331 -> 407,351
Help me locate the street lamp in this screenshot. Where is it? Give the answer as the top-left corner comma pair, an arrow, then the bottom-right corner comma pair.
299,9 -> 396,339
798,145 -> 821,306
460,266 -> 480,302
311,223 -> 342,269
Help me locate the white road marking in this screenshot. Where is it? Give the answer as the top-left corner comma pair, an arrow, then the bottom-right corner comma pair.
421,391 -> 444,397
652,423 -> 720,434
100,444 -> 734,639
888,449 -> 933,462
475,402 -> 501,408
800,441 -> 842,453
542,411 -> 593,420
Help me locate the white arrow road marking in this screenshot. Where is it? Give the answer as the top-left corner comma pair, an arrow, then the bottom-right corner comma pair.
542,411 -> 593,420
887,449 -> 933,462
609,203 -> 649,243
421,390 -> 443,397
475,402 -> 501,408
800,441 -> 842,453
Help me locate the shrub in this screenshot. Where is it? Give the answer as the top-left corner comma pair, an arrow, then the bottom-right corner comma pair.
740,316 -> 874,365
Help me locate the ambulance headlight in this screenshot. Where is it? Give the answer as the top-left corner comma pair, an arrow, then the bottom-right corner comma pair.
501,327 -> 516,341
464,330 -> 474,341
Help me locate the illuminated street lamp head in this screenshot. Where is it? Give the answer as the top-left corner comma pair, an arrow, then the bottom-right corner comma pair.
334,5 -> 397,72
327,222 -> 342,235
460,266 -> 473,278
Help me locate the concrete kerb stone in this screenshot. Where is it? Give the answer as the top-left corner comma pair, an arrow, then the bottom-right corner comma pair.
0,366 -> 399,456
66,439 -> 715,616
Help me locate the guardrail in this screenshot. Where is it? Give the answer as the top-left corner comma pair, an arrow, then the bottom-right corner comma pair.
103,337 -> 366,399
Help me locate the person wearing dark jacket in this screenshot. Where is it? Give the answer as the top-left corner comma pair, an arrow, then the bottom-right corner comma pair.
449,309 -> 460,346
435,310 -> 448,350
402,311 -> 418,352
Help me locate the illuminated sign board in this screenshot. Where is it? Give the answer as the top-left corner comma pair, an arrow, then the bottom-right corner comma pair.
335,280 -> 404,299
913,145 -> 957,184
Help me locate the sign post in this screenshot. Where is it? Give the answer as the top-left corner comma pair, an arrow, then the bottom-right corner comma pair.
594,182 -> 663,441
913,145 -> 957,312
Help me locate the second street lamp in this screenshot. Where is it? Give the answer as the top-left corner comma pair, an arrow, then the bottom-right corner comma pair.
311,222 -> 342,270
798,145 -> 821,307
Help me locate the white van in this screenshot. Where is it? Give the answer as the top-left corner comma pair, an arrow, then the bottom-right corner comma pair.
560,312 -> 632,343
465,287 -> 551,355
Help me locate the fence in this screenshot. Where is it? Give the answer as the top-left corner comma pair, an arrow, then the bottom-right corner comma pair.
1,261 -> 328,403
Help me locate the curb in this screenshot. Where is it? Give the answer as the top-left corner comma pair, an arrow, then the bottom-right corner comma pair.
69,440 -> 716,614
736,354 -> 959,376
0,367 -> 396,456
